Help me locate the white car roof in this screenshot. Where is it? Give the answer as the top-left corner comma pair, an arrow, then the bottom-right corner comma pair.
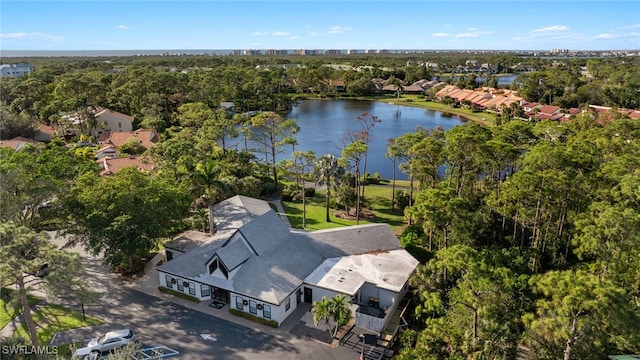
104,329 -> 132,339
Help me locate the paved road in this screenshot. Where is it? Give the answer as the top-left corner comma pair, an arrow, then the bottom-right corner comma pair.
50,248 -> 358,360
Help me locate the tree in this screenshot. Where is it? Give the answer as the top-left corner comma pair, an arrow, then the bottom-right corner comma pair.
0,223 -> 83,359
523,270 -> 640,360
341,140 -> 368,224
63,168 -> 190,273
313,154 -> 345,222
192,159 -> 229,234
0,146 -> 98,231
311,295 -> 352,339
292,151 -> 315,228
247,112 -> 300,188
354,112 -> 381,199
409,245 -> 525,359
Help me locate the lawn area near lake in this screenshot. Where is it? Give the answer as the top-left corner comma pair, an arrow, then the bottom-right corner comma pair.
379,94 -> 497,126
281,182 -> 409,235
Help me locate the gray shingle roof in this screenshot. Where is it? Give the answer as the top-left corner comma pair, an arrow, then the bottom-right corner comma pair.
157,196 -> 415,306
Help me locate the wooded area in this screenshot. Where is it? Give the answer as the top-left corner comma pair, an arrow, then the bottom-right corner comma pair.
1,53 -> 639,359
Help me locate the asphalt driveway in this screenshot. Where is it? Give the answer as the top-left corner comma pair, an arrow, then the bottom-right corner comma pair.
47,236 -> 360,360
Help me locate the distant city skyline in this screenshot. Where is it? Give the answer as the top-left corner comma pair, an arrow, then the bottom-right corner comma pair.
1,1 -> 639,52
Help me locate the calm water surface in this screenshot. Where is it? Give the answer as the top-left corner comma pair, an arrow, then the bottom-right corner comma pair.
232,99 -> 466,180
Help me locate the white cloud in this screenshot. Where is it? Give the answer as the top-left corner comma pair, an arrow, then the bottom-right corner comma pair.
593,33 -> 620,39
272,31 -> 291,36
431,32 -> 451,37
452,29 -> 492,38
0,32 -> 64,41
116,25 -> 129,30
532,25 -> 570,34
327,26 -> 352,34
289,36 -> 300,40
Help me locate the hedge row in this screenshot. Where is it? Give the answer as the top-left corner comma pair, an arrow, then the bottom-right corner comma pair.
158,286 -> 201,303
229,308 -> 279,328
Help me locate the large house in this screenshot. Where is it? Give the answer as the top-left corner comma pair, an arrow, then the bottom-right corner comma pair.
156,195 -> 419,333
0,63 -> 33,78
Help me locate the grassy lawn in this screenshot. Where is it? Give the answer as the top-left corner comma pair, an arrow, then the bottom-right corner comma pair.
13,303 -> 103,346
381,95 -> 497,126
0,288 -> 41,329
281,184 -> 408,235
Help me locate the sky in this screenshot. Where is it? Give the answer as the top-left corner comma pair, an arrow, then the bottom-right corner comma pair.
1,1 -> 639,51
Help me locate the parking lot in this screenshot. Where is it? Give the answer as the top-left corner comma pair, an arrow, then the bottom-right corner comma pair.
46,237 -> 362,360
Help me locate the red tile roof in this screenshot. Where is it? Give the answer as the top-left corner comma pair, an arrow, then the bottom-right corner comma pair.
97,155 -> 155,176
101,129 -> 158,149
0,136 -> 42,150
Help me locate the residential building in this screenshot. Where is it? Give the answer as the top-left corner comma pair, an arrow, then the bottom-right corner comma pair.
0,136 -> 43,150
93,108 -> 134,138
97,155 -> 154,176
0,63 -> 33,78
156,195 -> 419,333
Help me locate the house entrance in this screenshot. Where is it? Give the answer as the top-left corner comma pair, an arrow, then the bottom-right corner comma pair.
212,287 -> 230,303
304,287 -> 312,303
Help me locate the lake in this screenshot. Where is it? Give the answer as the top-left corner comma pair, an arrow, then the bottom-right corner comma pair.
230,99 -> 466,180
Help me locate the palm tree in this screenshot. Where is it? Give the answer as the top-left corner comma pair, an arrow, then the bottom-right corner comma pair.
311,295 -> 352,339
313,154 -> 345,222
329,295 -> 352,339
192,159 -> 227,234
312,296 -> 333,334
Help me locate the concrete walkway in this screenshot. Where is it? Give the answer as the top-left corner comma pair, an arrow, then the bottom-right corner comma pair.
268,197 -> 292,228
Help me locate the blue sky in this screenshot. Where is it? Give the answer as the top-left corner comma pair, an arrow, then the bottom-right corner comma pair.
1,1 -> 639,51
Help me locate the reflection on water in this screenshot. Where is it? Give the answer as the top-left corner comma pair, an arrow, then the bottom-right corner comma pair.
230,99 -> 466,180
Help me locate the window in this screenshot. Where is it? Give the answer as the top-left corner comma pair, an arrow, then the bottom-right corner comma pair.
263,304 -> 271,319
209,258 -> 229,279
201,285 -> 211,297
236,297 -> 244,311
189,282 -> 196,295
249,300 -> 257,315
285,297 -> 291,311
209,258 -> 218,274
177,280 -> 184,292
165,275 -> 173,289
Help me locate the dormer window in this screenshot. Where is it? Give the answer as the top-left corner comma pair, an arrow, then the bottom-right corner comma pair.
208,257 -> 229,279
209,258 -> 218,274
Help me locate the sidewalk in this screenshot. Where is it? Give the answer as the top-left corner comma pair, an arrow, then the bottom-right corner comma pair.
267,198 -> 292,228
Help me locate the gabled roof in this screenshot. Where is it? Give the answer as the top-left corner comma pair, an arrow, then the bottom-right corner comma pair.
94,107 -> 134,123
0,136 -> 42,150
157,196 -> 415,305
539,105 -> 561,115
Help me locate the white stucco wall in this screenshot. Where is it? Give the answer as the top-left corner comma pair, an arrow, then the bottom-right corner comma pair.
97,112 -> 133,133
305,284 -> 342,304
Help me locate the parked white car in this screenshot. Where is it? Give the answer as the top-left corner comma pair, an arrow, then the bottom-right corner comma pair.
74,329 -> 137,359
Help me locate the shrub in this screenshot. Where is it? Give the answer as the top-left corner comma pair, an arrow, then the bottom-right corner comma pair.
304,187 -> 315,197
158,287 -> 200,303
229,308 -> 279,328
281,188 -> 294,202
